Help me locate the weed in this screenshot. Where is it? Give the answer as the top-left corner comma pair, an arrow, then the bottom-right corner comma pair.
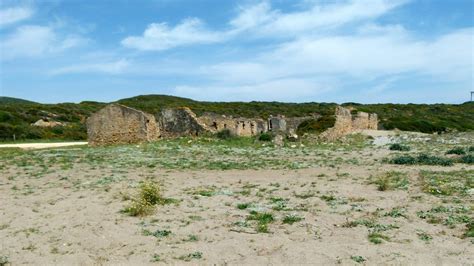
351,255 -> 366,263
446,147 -> 466,155
142,229 -> 171,238
186,234 -> 198,242
282,214 -> 304,225
178,251 -> 203,261
247,211 -> 274,233
384,207 -> 407,218
417,232 -> 432,242
460,155 -> 474,164
151,254 -> 161,262
237,203 -> 250,210
419,170 -> 473,196
122,181 -> 168,217
389,143 -> 410,151
368,232 -> 390,244
464,221 -> 474,238
372,171 -> 409,191
0,256 -> 9,266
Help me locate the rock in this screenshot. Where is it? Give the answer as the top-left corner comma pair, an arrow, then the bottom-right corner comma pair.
31,119 -> 63,127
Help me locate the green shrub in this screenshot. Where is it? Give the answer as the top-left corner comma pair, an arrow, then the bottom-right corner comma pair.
258,132 -> 272,141
468,146 -> 474,152
389,143 -> 410,151
465,221 -> 474,238
460,155 -> 474,164
372,171 -> 409,191
122,181 -> 164,216
216,129 -> 233,140
391,154 -> 453,166
446,147 -> 466,155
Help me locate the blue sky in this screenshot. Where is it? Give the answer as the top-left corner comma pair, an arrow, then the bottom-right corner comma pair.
0,0 -> 472,104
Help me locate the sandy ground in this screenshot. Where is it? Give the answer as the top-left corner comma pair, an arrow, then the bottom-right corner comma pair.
0,142 -> 88,150
1,160 -> 472,264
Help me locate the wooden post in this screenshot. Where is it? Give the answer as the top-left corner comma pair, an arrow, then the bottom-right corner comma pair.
13,134 -> 16,142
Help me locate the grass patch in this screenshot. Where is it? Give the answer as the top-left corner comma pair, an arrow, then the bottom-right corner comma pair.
419,170 -> 473,196
178,251 -> 203,261
247,211 -> 274,233
372,171 -> 409,191
368,232 -> 390,244
390,154 -> 453,166
282,214 -> 303,225
237,203 -> 250,210
122,181 -> 172,217
389,143 -> 410,151
351,255 -> 366,263
446,147 -> 466,155
142,229 -> 172,238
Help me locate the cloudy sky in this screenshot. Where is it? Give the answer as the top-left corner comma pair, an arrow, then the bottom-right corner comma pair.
0,0 -> 472,103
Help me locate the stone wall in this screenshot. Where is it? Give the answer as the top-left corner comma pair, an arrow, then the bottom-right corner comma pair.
198,113 -> 267,137
157,107 -> 208,138
86,104 -> 159,146
319,106 -> 378,141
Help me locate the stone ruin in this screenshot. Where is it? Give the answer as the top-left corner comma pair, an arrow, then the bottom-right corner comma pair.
86,104 -> 379,145
319,106 -> 378,141
86,104 -> 159,146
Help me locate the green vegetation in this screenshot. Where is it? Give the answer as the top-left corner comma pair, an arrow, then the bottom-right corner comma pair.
216,129 -> 234,140
178,251 -> 203,261
122,181 -> 170,216
247,211 -> 274,233
350,255 -> 366,263
390,154 -> 454,166
419,170 -> 473,196
368,232 -> 390,244
372,171 -> 409,191
446,147 -> 466,155
1,94 -> 473,141
389,143 -> 411,151
282,214 -> 304,225
258,132 -> 273,141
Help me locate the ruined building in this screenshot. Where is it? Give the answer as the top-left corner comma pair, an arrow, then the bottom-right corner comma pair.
86,104 -> 378,145
86,104 -> 159,146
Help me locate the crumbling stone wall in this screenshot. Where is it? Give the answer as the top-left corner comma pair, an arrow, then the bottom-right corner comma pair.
87,104 -> 159,146
198,113 -> 267,137
319,106 -> 379,141
158,107 -> 208,138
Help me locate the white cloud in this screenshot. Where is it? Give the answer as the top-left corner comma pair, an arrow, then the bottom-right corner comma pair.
0,6 -> 33,27
49,59 -> 129,75
122,0 -> 408,51
121,18 -> 222,51
0,25 -> 86,60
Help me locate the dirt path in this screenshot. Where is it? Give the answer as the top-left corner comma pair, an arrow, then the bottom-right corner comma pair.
0,142 -> 88,150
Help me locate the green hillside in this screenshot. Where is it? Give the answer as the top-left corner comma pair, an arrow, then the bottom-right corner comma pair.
0,94 -> 473,141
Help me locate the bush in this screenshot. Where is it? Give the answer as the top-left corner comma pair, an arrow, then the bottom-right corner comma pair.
216,129 -> 233,140
460,155 -> 474,164
391,155 -> 417,165
446,147 -> 466,155
258,132 -> 272,141
122,181 -> 163,216
468,146 -> 474,152
391,154 -> 453,166
389,143 -> 410,151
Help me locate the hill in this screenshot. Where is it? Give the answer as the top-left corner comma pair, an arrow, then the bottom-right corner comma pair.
0,95 -> 473,141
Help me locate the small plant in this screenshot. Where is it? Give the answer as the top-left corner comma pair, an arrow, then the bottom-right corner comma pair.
464,221 -> 474,238
460,155 -> 474,164
237,203 -> 250,210
258,133 -> 272,141
446,147 -> 466,155
389,143 -> 410,151
247,211 -> 274,233
351,255 -> 366,263
468,146 -> 474,152
216,129 -> 233,140
282,214 -> 303,225
368,232 -> 390,244
142,229 -> 171,238
178,251 -> 203,261
372,171 -> 409,191
151,254 -> 161,262
417,232 -> 432,242
122,181 -> 166,217
0,256 -> 9,266
384,207 -> 407,218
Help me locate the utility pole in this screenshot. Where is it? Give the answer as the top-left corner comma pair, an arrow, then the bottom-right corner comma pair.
471,91 -> 474,102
